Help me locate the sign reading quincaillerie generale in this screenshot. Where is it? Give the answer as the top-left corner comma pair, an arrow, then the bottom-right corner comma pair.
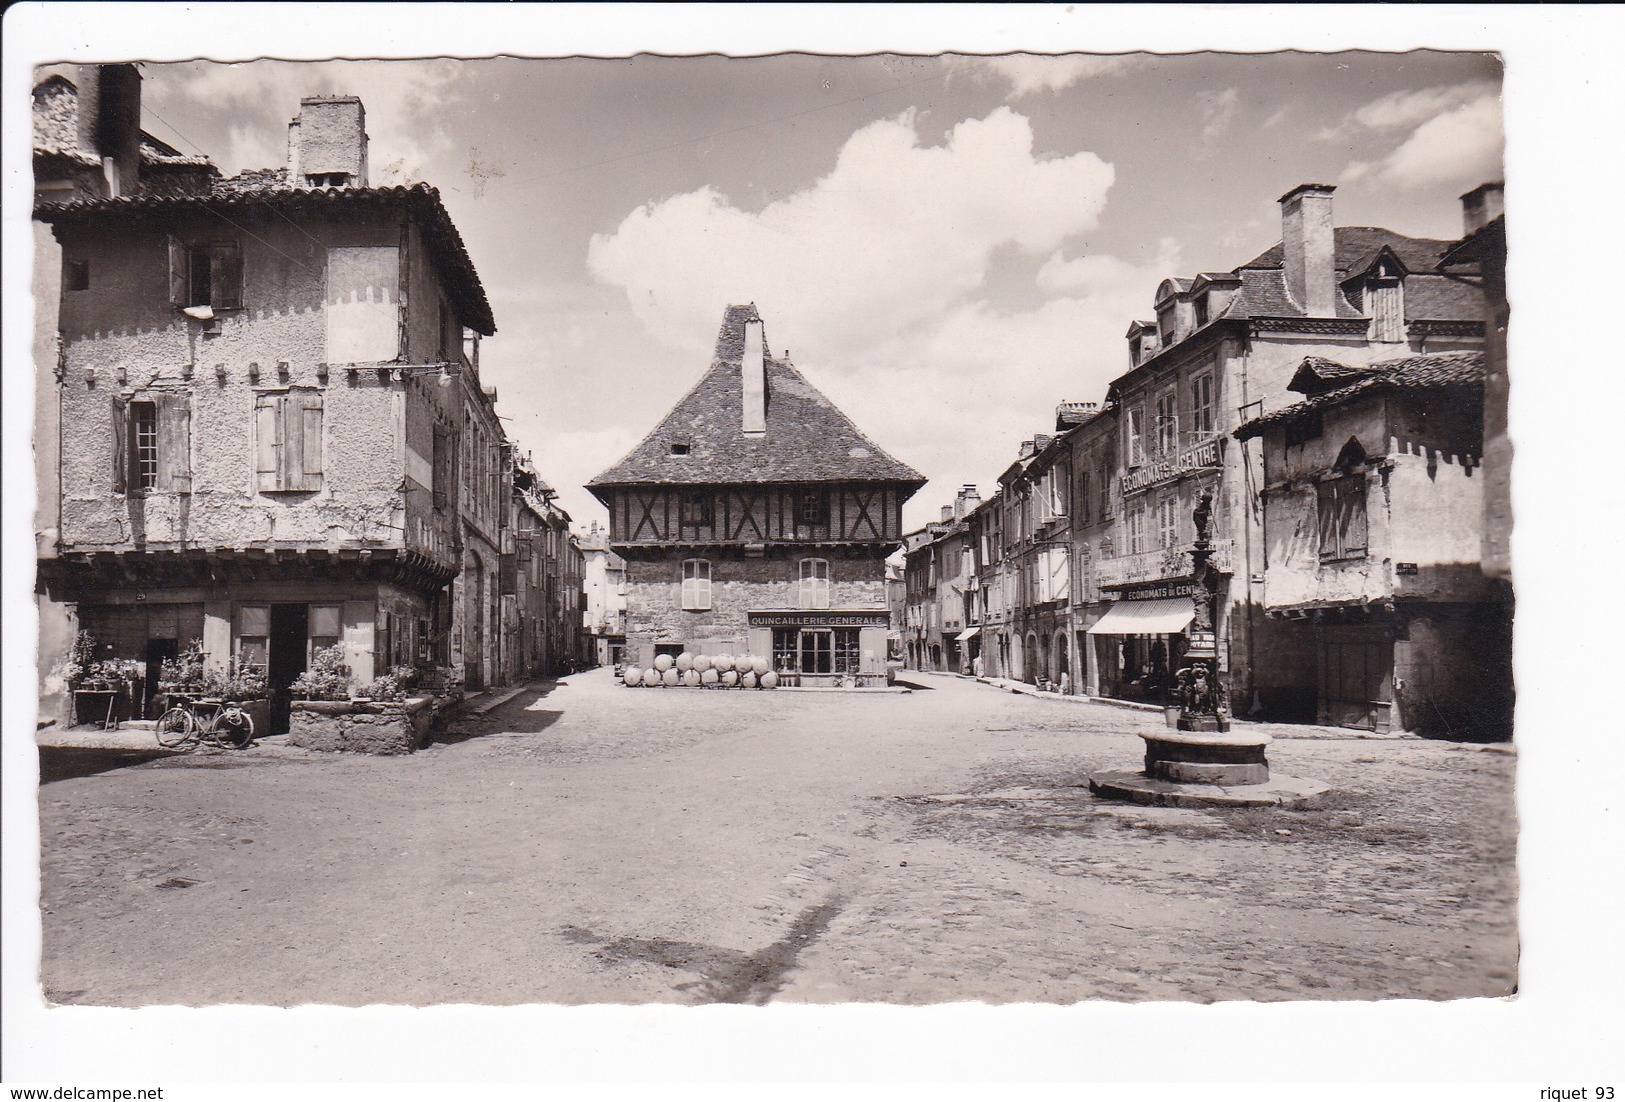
748,610 -> 891,628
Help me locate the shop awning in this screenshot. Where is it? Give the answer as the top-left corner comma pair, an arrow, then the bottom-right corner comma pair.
1086,597 -> 1195,636
954,627 -> 981,642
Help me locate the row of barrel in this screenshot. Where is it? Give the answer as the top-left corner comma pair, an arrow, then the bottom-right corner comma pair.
621,652 -> 780,689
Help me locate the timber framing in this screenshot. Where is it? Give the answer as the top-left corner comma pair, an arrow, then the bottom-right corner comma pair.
39,545 -> 456,601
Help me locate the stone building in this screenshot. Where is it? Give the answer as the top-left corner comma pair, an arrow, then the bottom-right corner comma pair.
579,520 -> 628,667
1234,350 -> 1510,738
510,464 -> 584,679
33,78 -> 503,731
1062,401 -> 1120,696
588,305 -> 923,684
1096,183 -> 1487,715
900,487 -> 980,674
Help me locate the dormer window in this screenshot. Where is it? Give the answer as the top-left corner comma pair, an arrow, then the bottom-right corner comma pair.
1369,274 -> 1404,342
1193,295 -> 1209,328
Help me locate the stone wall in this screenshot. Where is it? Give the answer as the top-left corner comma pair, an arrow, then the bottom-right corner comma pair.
288,697 -> 433,754
624,546 -> 887,649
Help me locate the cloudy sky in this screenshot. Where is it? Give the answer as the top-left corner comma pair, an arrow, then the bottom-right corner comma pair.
78,51 -> 1502,528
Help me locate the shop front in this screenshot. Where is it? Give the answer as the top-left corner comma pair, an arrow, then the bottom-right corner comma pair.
1086,587 -> 1195,704
747,609 -> 891,686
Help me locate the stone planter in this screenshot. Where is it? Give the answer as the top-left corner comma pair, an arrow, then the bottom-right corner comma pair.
288,697 -> 435,755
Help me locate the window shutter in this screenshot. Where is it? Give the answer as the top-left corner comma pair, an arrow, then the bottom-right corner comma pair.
1343,478 -> 1368,557
166,236 -> 188,306
110,396 -> 129,493
211,242 -> 243,309
296,392 -> 324,490
157,393 -> 192,492
255,393 -> 281,491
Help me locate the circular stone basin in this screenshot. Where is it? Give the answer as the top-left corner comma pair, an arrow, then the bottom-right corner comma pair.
1143,730 -> 1270,785
1087,770 -> 1331,809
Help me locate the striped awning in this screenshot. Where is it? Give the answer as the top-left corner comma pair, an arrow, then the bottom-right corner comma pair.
954,627 -> 981,642
1086,597 -> 1195,636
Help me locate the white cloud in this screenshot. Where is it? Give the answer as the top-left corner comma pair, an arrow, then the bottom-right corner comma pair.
1197,87 -> 1240,145
585,106 -> 1174,526
950,53 -> 1137,97
1344,92 -> 1504,189
1351,79 -> 1499,132
587,107 -> 1115,360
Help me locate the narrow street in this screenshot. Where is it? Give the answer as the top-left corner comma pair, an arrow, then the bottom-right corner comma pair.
37,670 -> 1517,1006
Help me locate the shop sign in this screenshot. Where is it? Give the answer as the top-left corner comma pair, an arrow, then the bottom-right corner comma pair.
748,611 -> 891,628
1122,436 -> 1223,494
1112,581 -> 1198,601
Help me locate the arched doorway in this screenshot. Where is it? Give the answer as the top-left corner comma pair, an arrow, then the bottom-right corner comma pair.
1052,628 -> 1070,690
464,554 -> 486,691
1023,633 -> 1039,685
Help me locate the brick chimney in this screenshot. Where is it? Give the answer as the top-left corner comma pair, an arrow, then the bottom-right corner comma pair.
287,95 -> 368,187
954,484 -> 982,520
75,64 -> 142,197
1461,181 -> 1505,234
1279,183 -> 1337,317
742,318 -> 766,435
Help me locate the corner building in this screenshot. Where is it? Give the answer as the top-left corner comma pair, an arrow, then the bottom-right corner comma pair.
588,306 -> 924,684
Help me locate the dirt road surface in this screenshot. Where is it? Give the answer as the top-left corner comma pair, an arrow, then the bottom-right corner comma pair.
36,669 -> 1517,1006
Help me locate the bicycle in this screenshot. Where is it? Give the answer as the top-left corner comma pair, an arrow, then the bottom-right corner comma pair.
155,696 -> 255,750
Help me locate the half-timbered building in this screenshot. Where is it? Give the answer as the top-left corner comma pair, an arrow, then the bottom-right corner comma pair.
588,305 -> 924,684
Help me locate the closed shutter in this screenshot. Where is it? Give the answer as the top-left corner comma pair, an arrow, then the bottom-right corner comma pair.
110,396 -> 129,493
1340,478 -> 1368,558
210,243 -> 243,309
292,392 -> 324,490
157,393 -> 191,492
166,235 -> 188,306
254,394 -> 280,491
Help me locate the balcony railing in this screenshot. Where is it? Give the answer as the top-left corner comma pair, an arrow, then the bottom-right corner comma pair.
1122,434 -> 1223,494
1094,539 -> 1234,589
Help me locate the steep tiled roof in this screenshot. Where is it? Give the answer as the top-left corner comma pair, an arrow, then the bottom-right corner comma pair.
1221,267 -> 1363,319
1287,356 -> 1383,395
588,305 -> 924,490
36,182 -> 495,335
1393,273 -> 1485,323
1239,226 -> 1459,275
1235,350 -> 1485,439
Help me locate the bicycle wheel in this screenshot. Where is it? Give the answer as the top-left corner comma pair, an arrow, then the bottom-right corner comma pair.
215,708 -> 254,749
155,707 -> 194,748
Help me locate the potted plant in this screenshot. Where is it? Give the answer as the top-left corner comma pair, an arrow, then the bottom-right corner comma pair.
157,642 -> 208,705
290,644 -> 352,701
64,631 -> 98,689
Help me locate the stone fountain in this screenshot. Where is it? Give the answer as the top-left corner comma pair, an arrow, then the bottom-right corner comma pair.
1088,489 -> 1330,809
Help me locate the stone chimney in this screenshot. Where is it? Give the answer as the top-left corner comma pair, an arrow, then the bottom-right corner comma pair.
1279,183 -> 1337,317
742,318 -> 766,435
954,484 -> 982,520
940,505 -> 954,524
288,95 -> 368,187
1461,182 -> 1505,234
75,64 -> 142,197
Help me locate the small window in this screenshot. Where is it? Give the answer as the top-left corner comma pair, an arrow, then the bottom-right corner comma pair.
237,605 -> 270,670
131,401 -> 159,491
65,259 -> 90,291
797,490 -> 827,527
1191,373 -> 1216,437
1078,470 -> 1093,526
168,237 -> 243,311
681,559 -> 711,610
1317,474 -> 1369,562
1126,407 -> 1146,467
799,558 -> 831,610
669,442 -> 691,456
680,491 -> 713,528
254,391 -> 324,492
1193,295 -> 1209,327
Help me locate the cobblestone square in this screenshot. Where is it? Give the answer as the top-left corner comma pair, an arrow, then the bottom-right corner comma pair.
37,669 -> 1517,1006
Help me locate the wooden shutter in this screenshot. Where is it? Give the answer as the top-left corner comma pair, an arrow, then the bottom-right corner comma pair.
1341,478 -> 1368,557
211,242 -> 243,309
110,396 -> 129,493
293,392 -> 324,490
255,393 -> 281,491
157,393 -> 191,492
166,235 -> 188,306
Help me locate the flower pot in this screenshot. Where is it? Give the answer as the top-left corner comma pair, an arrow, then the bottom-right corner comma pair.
1164,705 -> 1182,728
